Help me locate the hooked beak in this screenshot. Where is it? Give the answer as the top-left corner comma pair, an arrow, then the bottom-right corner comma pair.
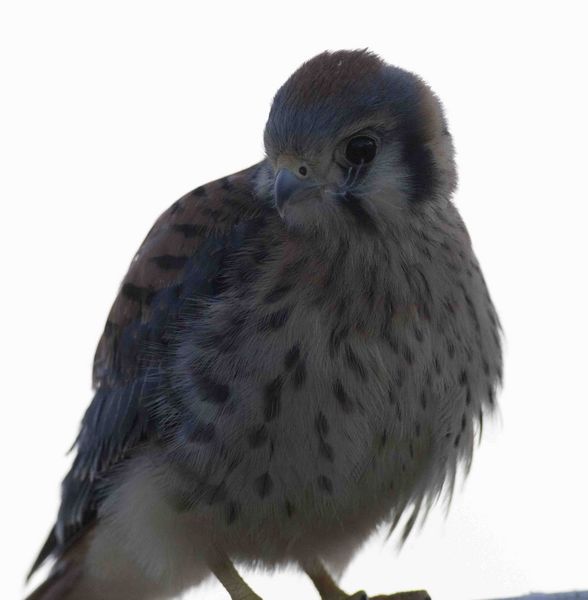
274,168 -> 316,216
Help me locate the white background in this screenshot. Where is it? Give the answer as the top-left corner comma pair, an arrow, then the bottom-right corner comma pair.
1,2 -> 587,600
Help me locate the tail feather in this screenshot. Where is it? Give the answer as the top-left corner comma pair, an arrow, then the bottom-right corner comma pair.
24,526 -> 92,600
24,560 -> 82,600
27,527 -> 58,581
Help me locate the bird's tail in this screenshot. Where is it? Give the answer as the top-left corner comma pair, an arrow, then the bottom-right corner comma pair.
24,556 -> 85,600
24,525 -> 189,600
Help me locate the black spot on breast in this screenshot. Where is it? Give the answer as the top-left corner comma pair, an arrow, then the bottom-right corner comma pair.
393,367 -> 405,389
188,422 -> 215,443
197,374 -> 230,404
380,429 -> 388,450
285,500 -> 295,517
383,331 -> 399,354
292,360 -> 307,389
248,425 -> 269,449
150,255 -> 189,270
345,345 -> 368,380
482,358 -> 490,376
329,325 -> 349,357
264,283 -> 294,304
466,387 -> 472,405
254,472 -> 274,498
332,379 -> 352,413
227,455 -> 243,474
488,385 -> 495,405
395,402 -> 403,422
122,283 -> 154,305
315,412 -> 330,436
173,223 -> 207,238
206,482 -> 228,505
420,391 -> 427,410
317,475 -> 334,493
226,501 -> 240,524
284,344 -> 301,370
447,340 -> 456,359
319,440 -> 335,462
264,376 -> 283,421
388,387 -> 397,406
403,345 -> 414,365
258,307 -> 291,331
459,370 -> 468,386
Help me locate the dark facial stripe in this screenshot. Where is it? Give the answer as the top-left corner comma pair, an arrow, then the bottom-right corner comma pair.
402,140 -> 437,203
339,193 -> 378,233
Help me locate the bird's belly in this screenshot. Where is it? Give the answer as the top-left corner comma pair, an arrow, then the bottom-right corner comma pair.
162,329 -> 468,566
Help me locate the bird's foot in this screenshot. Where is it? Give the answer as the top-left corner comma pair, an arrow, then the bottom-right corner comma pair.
371,591 -> 431,600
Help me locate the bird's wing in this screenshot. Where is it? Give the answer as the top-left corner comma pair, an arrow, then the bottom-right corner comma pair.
30,162 -> 268,576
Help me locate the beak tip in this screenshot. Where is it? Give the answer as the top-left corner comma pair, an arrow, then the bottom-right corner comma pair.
274,168 -> 314,214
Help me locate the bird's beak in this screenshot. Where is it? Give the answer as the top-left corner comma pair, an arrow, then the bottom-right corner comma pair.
274,168 -> 316,216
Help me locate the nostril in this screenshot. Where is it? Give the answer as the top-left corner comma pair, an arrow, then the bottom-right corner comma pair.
298,166 -> 307,177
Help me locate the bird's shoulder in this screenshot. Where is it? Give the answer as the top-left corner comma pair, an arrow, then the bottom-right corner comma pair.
93,161 -> 268,385
31,161 -> 272,576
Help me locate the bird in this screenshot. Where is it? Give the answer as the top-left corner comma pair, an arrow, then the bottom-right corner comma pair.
25,49 -> 502,600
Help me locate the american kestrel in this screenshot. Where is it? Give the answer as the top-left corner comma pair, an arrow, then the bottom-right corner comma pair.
26,50 -> 502,600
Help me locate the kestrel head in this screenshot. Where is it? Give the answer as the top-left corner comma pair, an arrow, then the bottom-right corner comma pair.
263,50 -> 457,235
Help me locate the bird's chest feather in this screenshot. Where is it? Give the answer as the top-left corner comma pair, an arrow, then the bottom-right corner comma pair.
166,286 -> 439,519
161,230 -> 500,540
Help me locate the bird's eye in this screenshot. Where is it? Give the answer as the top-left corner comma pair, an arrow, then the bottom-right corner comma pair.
345,136 -> 377,165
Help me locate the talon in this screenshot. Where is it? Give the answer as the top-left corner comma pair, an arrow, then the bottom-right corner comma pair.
371,591 -> 431,600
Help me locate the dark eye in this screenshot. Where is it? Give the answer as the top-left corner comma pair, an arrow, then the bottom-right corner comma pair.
345,136 -> 377,165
